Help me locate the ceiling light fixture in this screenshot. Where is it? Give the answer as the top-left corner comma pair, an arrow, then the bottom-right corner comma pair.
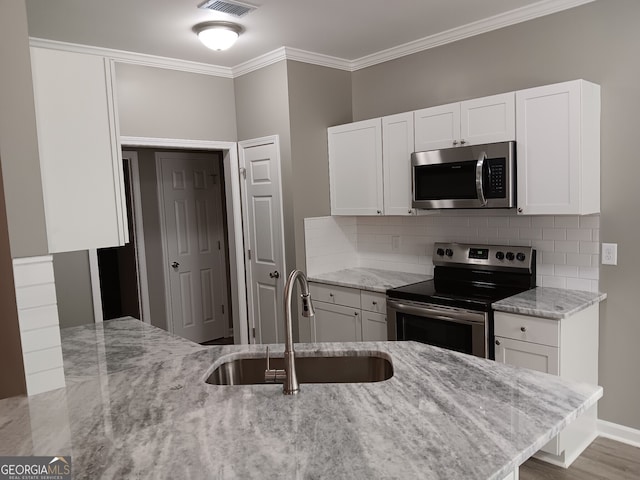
194,21 -> 243,51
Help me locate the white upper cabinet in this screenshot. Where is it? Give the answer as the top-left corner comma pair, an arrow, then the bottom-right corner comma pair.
31,47 -> 128,253
328,118 -> 383,216
382,112 -> 415,216
516,80 -> 600,215
414,92 -> 515,152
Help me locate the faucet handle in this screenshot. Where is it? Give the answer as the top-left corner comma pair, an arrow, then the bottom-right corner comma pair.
264,346 -> 286,383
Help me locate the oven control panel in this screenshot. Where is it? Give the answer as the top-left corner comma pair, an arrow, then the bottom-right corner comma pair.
434,242 -> 534,273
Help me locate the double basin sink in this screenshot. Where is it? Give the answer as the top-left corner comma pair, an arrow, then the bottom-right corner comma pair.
206,352 -> 394,386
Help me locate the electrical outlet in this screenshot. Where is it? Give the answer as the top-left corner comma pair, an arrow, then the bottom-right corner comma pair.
602,243 -> 618,265
391,235 -> 401,252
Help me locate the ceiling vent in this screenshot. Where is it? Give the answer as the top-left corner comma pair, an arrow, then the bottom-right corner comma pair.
198,0 -> 256,18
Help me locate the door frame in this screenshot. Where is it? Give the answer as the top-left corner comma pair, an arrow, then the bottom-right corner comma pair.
105,136 -> 248,344
238,135 -> 286,344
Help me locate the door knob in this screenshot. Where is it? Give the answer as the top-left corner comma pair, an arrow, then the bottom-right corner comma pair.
171,261 -> 180,269
269,271 -> 280,279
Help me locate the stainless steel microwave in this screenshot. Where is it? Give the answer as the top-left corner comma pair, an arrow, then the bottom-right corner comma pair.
411,141 -> 516,209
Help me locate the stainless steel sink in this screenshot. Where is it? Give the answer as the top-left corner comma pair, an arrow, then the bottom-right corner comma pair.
206,353 -> 393,386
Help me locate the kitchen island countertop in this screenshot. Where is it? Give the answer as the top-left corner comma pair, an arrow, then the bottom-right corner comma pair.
0,319 -> 601,479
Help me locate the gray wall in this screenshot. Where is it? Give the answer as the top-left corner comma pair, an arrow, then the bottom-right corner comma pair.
234,61 -> 296,274
286,61 -> 352,270
0,0 -> 48,258
115,63 -> 237,141
351,0 -> 640,430
53,251 -> 94,328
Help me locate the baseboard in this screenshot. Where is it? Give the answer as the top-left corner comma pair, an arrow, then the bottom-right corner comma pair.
598,420 -> 640,448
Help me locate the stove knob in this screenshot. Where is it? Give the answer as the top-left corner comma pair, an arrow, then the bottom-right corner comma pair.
436,248 -> 445,256
505,252 -> 515,261
445,248 -> 453,257
495,251 -> 505,260
516,252 -> 526,262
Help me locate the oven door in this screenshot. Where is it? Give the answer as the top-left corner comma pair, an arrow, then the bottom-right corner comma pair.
387,298 -> 489,358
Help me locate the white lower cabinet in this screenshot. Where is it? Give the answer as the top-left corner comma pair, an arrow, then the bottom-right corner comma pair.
314,302 -> 361,342
494,305 -> 599,467
307,283 -> 388,343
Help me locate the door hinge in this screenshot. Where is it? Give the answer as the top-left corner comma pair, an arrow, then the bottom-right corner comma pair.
247,249 -> 251,260
221,304 -> 225,315
217,240 -> 221,250
240,167 -> 246,179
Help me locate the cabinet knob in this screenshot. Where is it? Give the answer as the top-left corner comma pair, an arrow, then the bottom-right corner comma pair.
329,293 -> 334,297
518,208 -> 523,213
377,210 -> 382,215
495,339 -> 501,346
372,301 -> 377,305
354,312 -> 359,316
460,139 -> 467,145
408,209 -> 413,214
171,261 -> 180,269
453,140 -> 459,146
269,270 -> 280,279
520,326 -> 527,332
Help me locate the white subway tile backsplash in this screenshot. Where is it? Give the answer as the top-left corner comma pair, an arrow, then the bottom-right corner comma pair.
554,240 -> 580,253
304,214 -> 599,290
25,368 -> 66,396
543,228 -> 567,241
23,347 -> 64,375
554,217 -> 580,228
579,215 -> 600,229
566,253 -> 593,267
566,278 -> 594,291
542,276 -> 567,288
531,216 -> 555,228
567,228 -> 592,241
578,266 -> 599,280
580,241 -> 600,254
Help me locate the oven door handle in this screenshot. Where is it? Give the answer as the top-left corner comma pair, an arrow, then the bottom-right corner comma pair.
387,299 -> 485,325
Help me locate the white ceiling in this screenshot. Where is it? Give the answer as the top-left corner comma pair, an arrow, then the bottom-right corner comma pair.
25,0 -> 592,71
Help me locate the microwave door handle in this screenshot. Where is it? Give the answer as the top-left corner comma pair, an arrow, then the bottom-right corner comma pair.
476,151 -> 487,206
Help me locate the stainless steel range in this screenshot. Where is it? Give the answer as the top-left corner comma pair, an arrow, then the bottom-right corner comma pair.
386,242 -> 536,359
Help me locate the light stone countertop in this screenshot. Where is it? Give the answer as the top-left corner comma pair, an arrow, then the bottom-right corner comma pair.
0,319 -> 602,479
492,287 -> 607,319
308,267 -> 430,293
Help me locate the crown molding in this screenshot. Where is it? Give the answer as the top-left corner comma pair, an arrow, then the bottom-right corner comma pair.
351,0 -> 596,70
29,0 -> 596,78
29,38 -> 234,78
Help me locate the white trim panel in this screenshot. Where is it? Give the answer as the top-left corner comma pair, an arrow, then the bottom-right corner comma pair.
13,256 -> 66,396
598,420 -> 640,449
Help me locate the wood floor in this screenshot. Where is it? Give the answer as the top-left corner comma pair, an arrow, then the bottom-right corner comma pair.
520,437 -> 640,480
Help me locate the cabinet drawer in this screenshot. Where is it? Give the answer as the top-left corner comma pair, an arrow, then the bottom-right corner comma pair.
360,291 -> 386,314
310,283 -> 361,309
494,312 -> 559,347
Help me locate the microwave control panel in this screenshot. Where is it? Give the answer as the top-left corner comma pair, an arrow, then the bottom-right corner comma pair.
485,158 -> 506,198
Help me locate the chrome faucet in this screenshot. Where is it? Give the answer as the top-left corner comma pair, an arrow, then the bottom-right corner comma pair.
264,269 -> 315,395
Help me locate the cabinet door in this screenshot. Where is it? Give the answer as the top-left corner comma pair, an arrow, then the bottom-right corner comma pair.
494,336 -> 559,375
314,302 -> 362,343
362,311 -> 387,341
31,47 -> 127,253
382,112 -> 414,215
460,92 -> 515,145
328,119 -> 383,215
515,80 -> 600,215
414,103 -> 460,151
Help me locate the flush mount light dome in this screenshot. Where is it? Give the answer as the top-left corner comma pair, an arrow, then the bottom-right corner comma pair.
194,21 -> 243,51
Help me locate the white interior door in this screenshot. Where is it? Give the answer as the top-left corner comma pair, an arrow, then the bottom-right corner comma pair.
239,138 -> 286,344
158,151 -> 228,343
